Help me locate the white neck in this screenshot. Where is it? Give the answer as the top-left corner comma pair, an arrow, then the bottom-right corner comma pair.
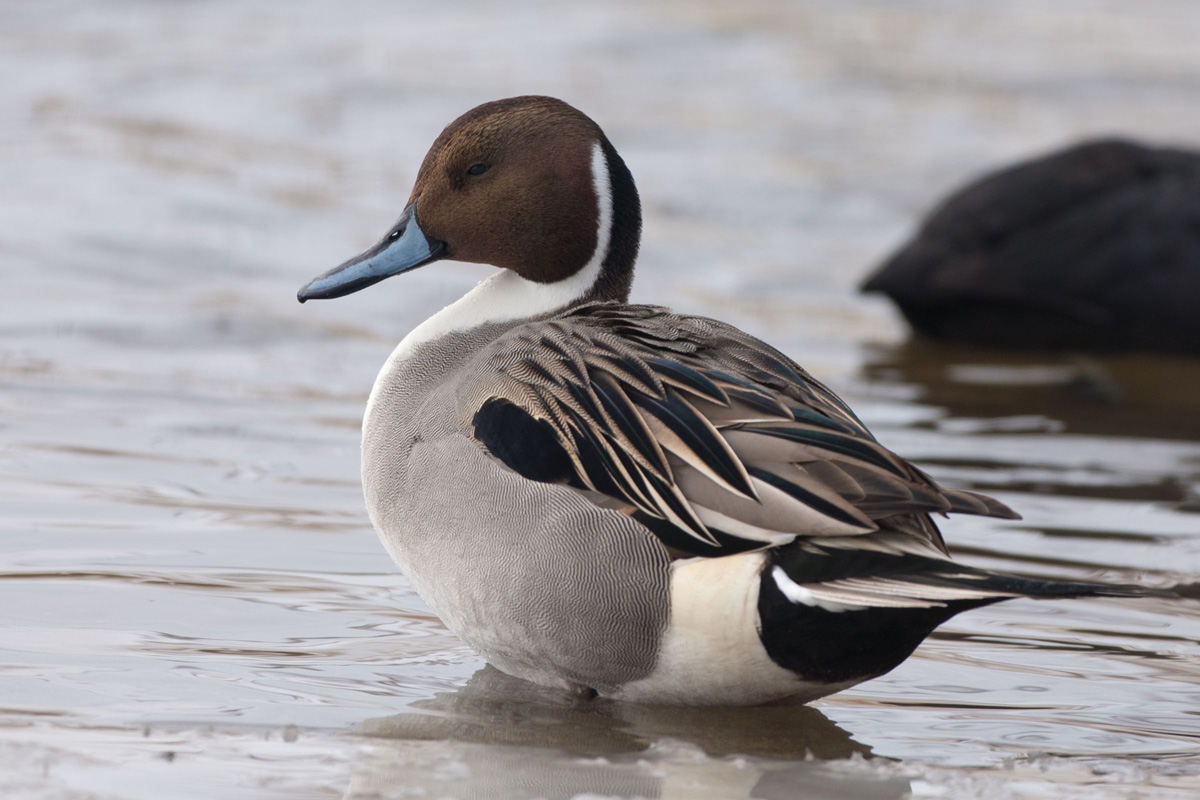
391,141 -> 614,361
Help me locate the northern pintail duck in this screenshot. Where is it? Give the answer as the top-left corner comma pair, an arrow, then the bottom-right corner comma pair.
299,97 -> 1144,705
862,138 -> 1200,353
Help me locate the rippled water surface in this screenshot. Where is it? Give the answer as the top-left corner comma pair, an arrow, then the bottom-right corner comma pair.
4,1 -> 1200,797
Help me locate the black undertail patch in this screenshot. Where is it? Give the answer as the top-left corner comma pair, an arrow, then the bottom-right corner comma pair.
757,554 -> 979,684
756,544 -> 1139,685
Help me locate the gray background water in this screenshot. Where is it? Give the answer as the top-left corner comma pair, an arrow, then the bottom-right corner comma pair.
4,1 -> 1200,797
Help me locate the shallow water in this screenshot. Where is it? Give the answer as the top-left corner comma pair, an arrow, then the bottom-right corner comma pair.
4,1 -> 1200,797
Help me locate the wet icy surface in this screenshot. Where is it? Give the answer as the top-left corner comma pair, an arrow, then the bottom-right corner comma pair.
3,1 -> 1200,797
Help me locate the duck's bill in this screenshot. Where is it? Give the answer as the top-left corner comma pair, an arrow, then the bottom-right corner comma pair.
297,205 -> 446,302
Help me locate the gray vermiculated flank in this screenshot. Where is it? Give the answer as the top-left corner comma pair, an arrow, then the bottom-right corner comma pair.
362,321 -> 670,692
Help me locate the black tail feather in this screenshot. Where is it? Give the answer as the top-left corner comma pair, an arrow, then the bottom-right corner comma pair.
941,487 -> 1022,520
958,568 -> 1170,602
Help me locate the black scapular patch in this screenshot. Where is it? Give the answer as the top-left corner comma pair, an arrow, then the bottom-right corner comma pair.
473,398 -> 574,484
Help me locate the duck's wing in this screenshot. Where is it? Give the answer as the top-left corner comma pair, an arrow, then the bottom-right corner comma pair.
462,303 -> 1017,559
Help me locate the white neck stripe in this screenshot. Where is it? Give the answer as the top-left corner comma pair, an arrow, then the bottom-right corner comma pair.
389,140 -> 613,360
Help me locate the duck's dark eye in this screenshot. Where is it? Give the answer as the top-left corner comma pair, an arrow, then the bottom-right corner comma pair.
466,163 -> 489,177
388,229 -> 401,241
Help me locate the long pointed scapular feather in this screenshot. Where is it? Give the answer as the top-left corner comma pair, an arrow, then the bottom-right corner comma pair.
465,304 -> 1020,559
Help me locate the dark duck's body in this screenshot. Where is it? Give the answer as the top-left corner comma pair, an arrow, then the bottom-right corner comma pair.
300,97 -> 1146,705
862,139 -> 1200,353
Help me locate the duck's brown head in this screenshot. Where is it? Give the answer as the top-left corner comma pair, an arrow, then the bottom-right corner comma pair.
298,96 -> 641,305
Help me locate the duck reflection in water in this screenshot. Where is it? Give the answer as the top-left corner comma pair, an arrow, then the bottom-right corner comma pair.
354,665 -> 870,760
862,338 -> 1200,444
344,666 -> 911,800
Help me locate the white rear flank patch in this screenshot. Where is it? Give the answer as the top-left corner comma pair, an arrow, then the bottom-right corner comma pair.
611,553 -> 841,705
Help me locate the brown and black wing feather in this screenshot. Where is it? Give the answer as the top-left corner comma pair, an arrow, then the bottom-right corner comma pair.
464,303 -> 1017,559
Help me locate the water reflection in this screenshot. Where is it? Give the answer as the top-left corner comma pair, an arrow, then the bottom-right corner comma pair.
355,665 -> 870,760
347,667 -> 906,800
861,338 -> 1200,442
345,738 -> 911,800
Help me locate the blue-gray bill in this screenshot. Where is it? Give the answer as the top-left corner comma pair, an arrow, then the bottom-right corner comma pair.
297,204 -> 445,302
